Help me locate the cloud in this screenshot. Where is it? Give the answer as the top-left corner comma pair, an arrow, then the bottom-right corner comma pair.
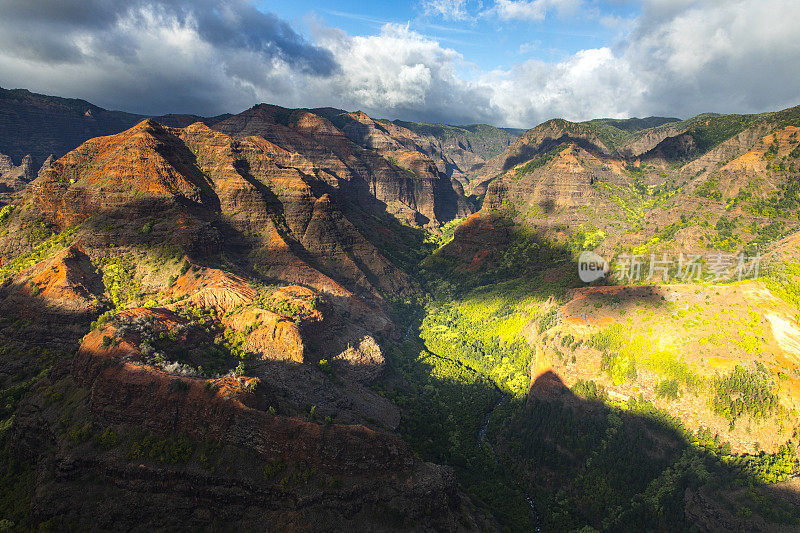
485,48 -> 647,126
483,0 -> 800,126
0,0 -> 336,114
304,23 -> 499,125
419,0 -> 473,21
488,0 -> 582,22
0,0 -> 799,130
621,0 -> 800,116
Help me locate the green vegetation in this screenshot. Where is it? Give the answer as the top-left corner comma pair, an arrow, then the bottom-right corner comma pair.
706,215 -> 741,251
421,283 -> 535,396
382,332 -> 535,529
655,378 -> 681,400
507,386 -> 799,531
743,220 -> 785,255
687,113 -> 757,155
0,313 -> 72,528
696,177 -> 723,200
588,323 -> 703,390
590,325 -> 637,385
710,364 -> 782,427
765,262 -> 800,310
391,120 -> 522,160
421,222 -> 574,297
0,225 -> 75,280
582,116 -> 681,151
424,217 -> 464,249
94,254 -> 141,308
104,304 -> 251,377
127,433 -> 194,463
394,221 -> 795,529
0,205 -> 14,226
748,173 -> 800,218
598,178 -> 679,228
514,143 -> 569,178
567,225 -> 607,252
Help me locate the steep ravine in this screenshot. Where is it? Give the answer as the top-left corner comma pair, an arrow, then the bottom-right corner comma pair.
477,395 -> 541,532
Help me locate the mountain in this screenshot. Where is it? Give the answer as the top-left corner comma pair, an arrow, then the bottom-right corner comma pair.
0,87 -> 144,169
0,87 -> 230,192
0,115 -> 491,529
3,89 -> 800,531
469,106 -> 800,258
0,88 -> 514,213
410,104 -> 800,529
392,120 -> 523,186
213,104 -> 472,227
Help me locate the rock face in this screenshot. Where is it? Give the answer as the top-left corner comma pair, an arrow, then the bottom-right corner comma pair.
481,138 -> 629,230
0,153 -> 35,192
213,104 -> 472,226
0,87 -> 144,170
392,120 -> 523,182
0,241 -> 485,530
472,107 -> 800,258
28,119 -> 421,302
0,244 -> 104,317
0,90 -> 501,531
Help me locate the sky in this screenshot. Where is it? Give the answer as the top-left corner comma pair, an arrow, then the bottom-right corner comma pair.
1,0 -> 799,128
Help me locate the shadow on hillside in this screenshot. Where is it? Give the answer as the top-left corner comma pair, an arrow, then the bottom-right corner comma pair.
501,135 -> 608,172
501,370 -> 800,531
382,209 -> 800,530
0,292 -> 444,531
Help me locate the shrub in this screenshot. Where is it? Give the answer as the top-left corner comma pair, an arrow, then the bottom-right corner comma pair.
696,178 -> 723,200
655,379 -> 681,400
0,204 -> 14,226
710,364 -> 781,423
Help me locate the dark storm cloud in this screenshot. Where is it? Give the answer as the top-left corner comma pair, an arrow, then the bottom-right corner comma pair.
0,0 -> 336,74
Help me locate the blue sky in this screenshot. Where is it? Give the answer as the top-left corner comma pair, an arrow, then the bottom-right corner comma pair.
1,0 -> 799,128
265,0 -> 640,73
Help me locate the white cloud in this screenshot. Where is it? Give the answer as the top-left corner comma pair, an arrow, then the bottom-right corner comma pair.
482,0 -> 800,125
489,0 -> 582,22
622,0 -> 800,115
485,48 -> 646,126
419,0 -> 473,21
303,23 -> 498,124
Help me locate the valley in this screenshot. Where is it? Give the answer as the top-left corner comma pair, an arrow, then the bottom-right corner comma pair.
1,88 -> 800,531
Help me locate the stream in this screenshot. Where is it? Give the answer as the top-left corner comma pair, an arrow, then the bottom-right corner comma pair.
479,395 -> 542,532
409,319 -> 542,529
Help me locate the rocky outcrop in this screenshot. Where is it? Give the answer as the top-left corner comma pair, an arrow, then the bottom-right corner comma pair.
392,120 -> 522,180
2,312 -> 481,531
213,104 -> 472,227
0,153 -> 35,191
72,319 -> 406,473
481,142 -> 628,227
0,87 -> 144,170
0,243 -> 104,316
0,86 -> 227,173
332,335 -> 385,383
169,266 -> 257,313
615,123 -> 687,158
